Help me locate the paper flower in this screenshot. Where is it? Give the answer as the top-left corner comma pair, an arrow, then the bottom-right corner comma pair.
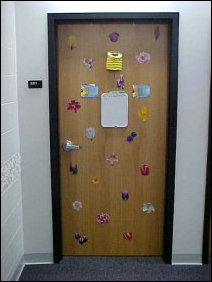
92,177 -> 99,185
117,74 -> 124,89
97,213 -> 110,224
109,32 -> 119,42
121,189 -> 129,201
86,128 -> 95,140
68,36 -> 77,50
75,233 -> 81,240
136,52 -> 151,65
69,163 -> 78,175
78,235 -> 88,245
123,232 -> 132,241
72,201 -> 82,211
127,132 -> 137,142
140,164 -> 150,176
74,233 -> 88,244
83,58 -> 95,70
142,203 -> 155,213
106,153 -> 119,166
138,106 -> 149,121
154,25 -> 160,40
67,100 -> 81,112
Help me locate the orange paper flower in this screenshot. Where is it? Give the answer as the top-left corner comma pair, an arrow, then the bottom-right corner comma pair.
92,177 -> 99,184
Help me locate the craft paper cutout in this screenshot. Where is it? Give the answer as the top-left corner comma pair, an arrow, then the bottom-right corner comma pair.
117,74 -> 124,89
127,131 -> 137,142
121,189 -> 129,200
86,128 -> 95,140
106,51 -> 123,70
75,233 -> 81,240
140,164 -> 150,176
106,153 -> 119,166
83,58 -> 95,70
92,177 -> 99,184
133,84 -> 151,98
123,232 -> 132,241
72,201 -> 82,211
101,92 -> 128,128
109,32 -> 119,42
142,203 -> 155,213
97,213 -> 110,224
68,36 -> 77,50
75,233 -> 88,244
67,100 -> 81,112
138,106 -> 150,121
69,163 -> 78,175
154,25 -> 160,40
81,84 -> 98,98
136,52 -> 151,65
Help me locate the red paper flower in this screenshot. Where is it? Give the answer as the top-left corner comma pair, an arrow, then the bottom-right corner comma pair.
140,164 -> 150,176
123,232 -> 132,241
67,100 -> 81,112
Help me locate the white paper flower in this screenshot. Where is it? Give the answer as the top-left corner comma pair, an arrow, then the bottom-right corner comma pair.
72,201 -> 82,211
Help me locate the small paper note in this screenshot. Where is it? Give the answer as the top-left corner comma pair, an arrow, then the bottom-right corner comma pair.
133,84 -> 150,98
81,83 -> 98,98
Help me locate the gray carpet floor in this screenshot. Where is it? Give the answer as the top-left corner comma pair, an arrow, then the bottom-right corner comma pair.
19,257 -> 211,281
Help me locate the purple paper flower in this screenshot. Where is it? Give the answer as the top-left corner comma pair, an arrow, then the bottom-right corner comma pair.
121,189 -> 129,201
117,74 -> 124,89
154,25 -> 160,40
109,32 -> 119,42
70,163 -> 78,174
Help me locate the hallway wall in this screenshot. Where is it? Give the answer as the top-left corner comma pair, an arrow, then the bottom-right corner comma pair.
1,1 -> 24,280
14,1 -> 211,263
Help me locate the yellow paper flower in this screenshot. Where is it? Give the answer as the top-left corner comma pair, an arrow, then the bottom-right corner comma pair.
92,177 -> 99,184
138,106 -> 150,121
68,36 -> 77,50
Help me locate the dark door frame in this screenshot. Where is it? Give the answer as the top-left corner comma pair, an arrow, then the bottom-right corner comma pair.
48,12 -> 179,263
202,91 -> 211,264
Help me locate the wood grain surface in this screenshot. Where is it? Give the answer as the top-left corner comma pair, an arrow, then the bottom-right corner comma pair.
58,21 -> 169,255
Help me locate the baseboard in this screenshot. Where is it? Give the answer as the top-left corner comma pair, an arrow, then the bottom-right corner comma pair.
24,253 -> 53,265
10,255 -> 25,281
172,254 -> 202,265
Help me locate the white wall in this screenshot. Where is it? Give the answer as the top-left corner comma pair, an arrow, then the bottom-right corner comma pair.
15,1 -> 211,262
1,1 -> 24,280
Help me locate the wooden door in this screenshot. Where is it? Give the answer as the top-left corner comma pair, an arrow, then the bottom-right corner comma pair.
58,21 -> 169,255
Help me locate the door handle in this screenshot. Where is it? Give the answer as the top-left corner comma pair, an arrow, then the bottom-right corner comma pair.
62,140 -> 82,151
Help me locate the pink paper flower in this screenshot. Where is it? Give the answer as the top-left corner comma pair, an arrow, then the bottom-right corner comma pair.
106,153 -> 119,166
72,201 -> 82,211
97,213 -> 110,224
67,100 -> 81,112
136,52 -> 151,65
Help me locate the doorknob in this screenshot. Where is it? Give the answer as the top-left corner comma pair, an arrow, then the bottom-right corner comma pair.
62,140 -> 82,151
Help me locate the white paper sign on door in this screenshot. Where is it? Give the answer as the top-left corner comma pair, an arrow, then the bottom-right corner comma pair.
101,91 -> 128,128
